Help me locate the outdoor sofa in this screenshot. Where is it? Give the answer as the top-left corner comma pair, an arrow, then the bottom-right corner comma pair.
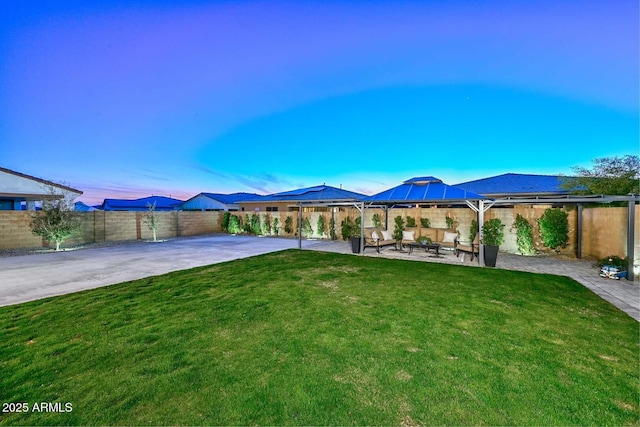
454,234 -> 480,261
363,227 -> 398,253
402,227 -> 459,250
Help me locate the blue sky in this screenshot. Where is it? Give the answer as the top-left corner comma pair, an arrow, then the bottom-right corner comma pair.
1,0 -> 638,204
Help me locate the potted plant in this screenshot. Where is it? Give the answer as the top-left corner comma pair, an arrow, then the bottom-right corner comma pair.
481,218 -> 504,267
598,255 -> 628,280
347,217 -> 363,254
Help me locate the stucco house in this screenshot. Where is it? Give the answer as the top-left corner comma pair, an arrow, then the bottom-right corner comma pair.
0,166 -> 82,210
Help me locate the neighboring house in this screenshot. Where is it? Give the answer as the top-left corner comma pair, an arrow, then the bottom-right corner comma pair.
74,201 -> 100,212
239,185 -> 365,212
454,173 -> 571,199
0,166 -> 82,210
101,196 -> 184,211
182,192 -> 263,211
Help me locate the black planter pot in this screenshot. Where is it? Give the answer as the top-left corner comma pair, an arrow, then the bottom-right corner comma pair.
483,245 -> 499,267
351,236 -> 362,254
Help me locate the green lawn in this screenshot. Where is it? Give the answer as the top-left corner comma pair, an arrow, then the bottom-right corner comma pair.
1,250 -> 638,426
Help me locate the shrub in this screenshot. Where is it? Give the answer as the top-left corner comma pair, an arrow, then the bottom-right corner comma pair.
228,215 -> 242,234
341,217 -> 354,240
317,215 -> 326,238
329,217 -> 336,240
272,217 -> 280,236
420,217 -> 431,228
354,216 -> 362,237
243,214 -> 251,234
406,216 -> 416,227
372,213 -> 382,228
538,208 -> 569,251
445,216 -> 456,230
302,218 -> 313,238
262,213 -> 271,235
284,216 -> 293,234
481,218 -> 505,246
393,216 -> 405,241
250,213 -> 261,235
222,212 -> 231,232
468,219 -> 478,243
513,214 -> 536,255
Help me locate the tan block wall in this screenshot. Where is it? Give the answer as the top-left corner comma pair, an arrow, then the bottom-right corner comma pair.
582,205 -> 640,261
0,211 -> 43,249
1,206 -> 637,265
0,211 -> 224,249
178,211 -> 221,236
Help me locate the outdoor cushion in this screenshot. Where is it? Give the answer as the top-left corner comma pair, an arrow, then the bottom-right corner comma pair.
372,231 -> 380,240
402,230 -> 415,241
442,231 -> 457,243
422,228 -> 438,241
381,230 -> 393,241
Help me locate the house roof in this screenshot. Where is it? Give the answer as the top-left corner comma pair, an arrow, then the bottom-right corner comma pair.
364,176 -> 485,203
254,185 -> 365,203
0,166 -> 82,199
454,173 -> 570,197
102,196 -> 184,211
74,201 -> 99,211
199,192 -> 264,204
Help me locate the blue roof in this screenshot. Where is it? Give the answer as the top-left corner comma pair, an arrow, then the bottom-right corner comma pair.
364,177 -> 485,203
102,196 -> 184,211
74,201 -> 99,211
258,185 -> 365,202
200,192 -> 264,204
454,173 -> 570,196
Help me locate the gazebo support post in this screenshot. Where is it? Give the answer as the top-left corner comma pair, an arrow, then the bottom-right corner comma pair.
360,202 -> 365,254
478,200 -> 485,267
628,199 -> 635,281
298,202 -> 302,250
331,206 -> 335,240
384,206 -> 389,230
576,204 -> 583,259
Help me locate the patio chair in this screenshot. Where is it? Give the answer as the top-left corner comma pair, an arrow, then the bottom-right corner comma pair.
455,234 -> 479,261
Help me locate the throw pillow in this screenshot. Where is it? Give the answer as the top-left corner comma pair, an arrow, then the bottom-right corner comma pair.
443,231 -> 457,243
402,230 -> 415,241
381,230 -> 393,241
371,231 -> 380,240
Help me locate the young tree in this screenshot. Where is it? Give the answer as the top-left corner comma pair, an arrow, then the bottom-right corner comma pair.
143,202 -> 158,241
30,187 -> 81,251
561,155 -> 640,195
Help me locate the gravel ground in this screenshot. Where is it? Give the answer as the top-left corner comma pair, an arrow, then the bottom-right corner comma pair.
0,239 -> 168,258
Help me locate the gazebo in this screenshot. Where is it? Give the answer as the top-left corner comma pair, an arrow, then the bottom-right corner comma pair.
359,176 -> 487,256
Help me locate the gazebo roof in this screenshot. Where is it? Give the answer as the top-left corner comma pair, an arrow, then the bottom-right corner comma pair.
364,176 -> 486,204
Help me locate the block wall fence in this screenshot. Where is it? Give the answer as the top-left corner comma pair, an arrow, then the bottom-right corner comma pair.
0,205 -> 638,265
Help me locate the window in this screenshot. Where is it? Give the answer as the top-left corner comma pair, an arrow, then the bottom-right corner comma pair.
266,206 -> 278,212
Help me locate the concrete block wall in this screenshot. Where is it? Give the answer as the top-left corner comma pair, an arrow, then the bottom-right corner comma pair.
582,205 -> 640,261
0,211 -> 43,249
0,206 -> 637,264
177,211 -> 222,236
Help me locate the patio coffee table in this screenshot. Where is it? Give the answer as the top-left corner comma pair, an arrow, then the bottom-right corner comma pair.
407,242 -> 442,257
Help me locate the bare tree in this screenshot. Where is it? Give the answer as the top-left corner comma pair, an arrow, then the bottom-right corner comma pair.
30,186 -> 81,251
143,202 -> 158,241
